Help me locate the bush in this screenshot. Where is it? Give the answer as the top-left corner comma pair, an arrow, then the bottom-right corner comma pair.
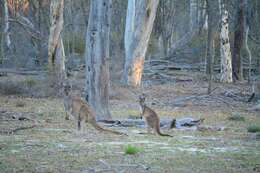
0,80 -> 25,95
124,145 -> 141,155
248,125 -> 260,133
0,77 -> 57,97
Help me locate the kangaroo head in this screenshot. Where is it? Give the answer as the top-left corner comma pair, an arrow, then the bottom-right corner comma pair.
139,93 -> 146,106
63,82 -> 72,96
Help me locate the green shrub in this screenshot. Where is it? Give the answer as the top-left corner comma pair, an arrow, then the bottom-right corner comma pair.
124,145 -> 141,155
256,133 -> 260,140
248,125 -> 260,133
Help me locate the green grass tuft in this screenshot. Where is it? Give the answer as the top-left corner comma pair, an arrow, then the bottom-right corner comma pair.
247,125 -> 260,133
15,101 -> 26,107
24,77 -> 37,88
124,145 -> 141,155
228,114 -> 245,121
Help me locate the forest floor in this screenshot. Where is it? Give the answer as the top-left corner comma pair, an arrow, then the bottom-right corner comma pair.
0,71 -> 260,173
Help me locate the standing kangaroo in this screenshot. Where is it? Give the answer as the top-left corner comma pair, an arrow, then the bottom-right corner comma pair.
139,94 -> 172,137
248,81 -> 260,102
63,84 -> 125,135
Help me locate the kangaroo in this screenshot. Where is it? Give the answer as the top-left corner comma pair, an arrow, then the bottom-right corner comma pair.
63,84 -> 125,135
139,94 -> 172,137
248,81 -> 260,102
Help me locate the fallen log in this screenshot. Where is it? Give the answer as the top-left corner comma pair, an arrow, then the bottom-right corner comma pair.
99,117 -> 204,130
1,124 -> 37,135
0,68 -> 46,75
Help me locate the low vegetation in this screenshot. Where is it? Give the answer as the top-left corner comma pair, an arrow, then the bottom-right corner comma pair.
248,125 -> 260,133
124,145 -> 141,155
228,113 -> 245,121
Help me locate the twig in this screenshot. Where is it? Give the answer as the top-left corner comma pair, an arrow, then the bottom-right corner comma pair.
209,87 -> 221,94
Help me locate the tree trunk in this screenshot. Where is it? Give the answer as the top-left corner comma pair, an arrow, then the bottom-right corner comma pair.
85,0 -> 112,121
1,0 -> 11,65
245,26 -> 252,83
36,0 -> 44,65
255,0 -> 260,74
232,0 -> 245,81
48,0 -> 66,85
219,0 -> 233,83
4,0 -> 11,50
198,0 -> 207,33
190,0 -> 198,30
206,0 -> 214,94
123,0 -> 159,87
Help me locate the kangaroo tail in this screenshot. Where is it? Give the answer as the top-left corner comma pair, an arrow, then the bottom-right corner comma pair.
248,93 -> 255,102
91,121 -> 127,136
156,125 -> 172,137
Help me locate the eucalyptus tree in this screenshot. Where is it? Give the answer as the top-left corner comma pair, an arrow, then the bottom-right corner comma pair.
85,0 -> 112,120
122,0 -> 159,87
48,0 -> 66,86
219,0 -> 232,83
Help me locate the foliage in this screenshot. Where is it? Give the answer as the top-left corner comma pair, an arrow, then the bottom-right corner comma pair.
248,125 -> 260,133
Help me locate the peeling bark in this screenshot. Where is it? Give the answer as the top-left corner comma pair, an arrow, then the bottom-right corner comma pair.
219,0 -> 232,83
123,0 -> 159,87
47,0 -> 66,84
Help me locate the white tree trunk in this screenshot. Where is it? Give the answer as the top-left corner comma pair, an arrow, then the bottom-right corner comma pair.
190,0 -> 198,30
198,0 -> 208,31
123,0 -> 159,87
4,0 -> 11,49
48,0 -> 66,83
85,0 -> 112,120
219,0 -> 232,83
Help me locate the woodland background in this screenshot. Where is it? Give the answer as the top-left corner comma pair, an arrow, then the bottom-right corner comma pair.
0,0 -> 259,80
0,0 -> 260,173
